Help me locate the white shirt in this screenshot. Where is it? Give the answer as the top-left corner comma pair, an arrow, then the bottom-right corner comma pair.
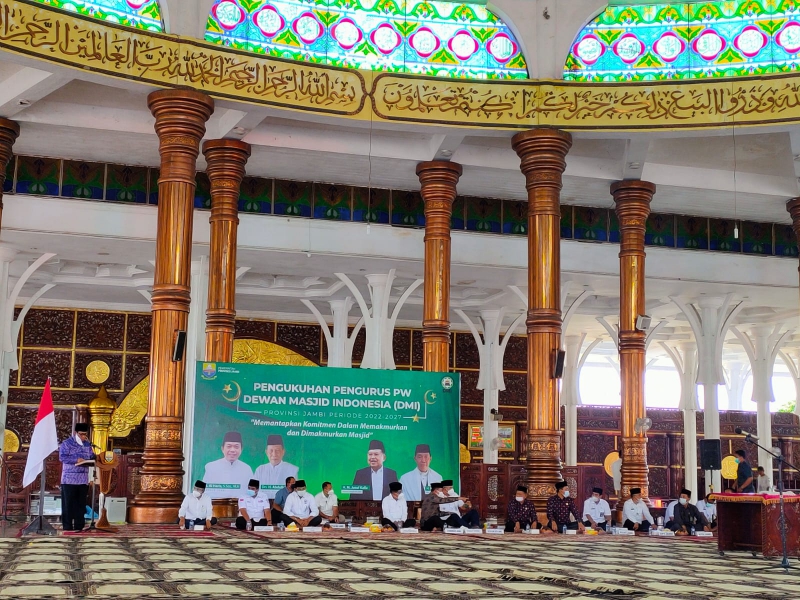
582,498 -> 611,523
202,458 -> 254,499
178,493 -> 213,521
696,499 -> 717,522
757,474 -> 771,492
622,498 -> 654,525
665,500 -> 678,521
315,491 -> 338,517
382,494 -> 408,523
371,467 -> 384,501
253,461 -> 299,499
440,489 -> 464,515
399,467 -> 442,501
237,493 -> 270,521
283,492 -> 319,519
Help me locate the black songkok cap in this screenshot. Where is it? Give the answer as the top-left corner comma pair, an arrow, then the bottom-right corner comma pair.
369,440 -> 385,452
441,479 -> 454,486
517,485 -> 528,493
415,444 -> 431,454
249,479 -> 259,488
294,479 -> 306,488
267,434 -> 284,446
592,487 -> 603,495
430,482 -> 443,491
630,487 -> 642,495
75,423 -> 89,433
194,480 -> 206,489
555,481 -> 568,490
681,488 -> 691,497
389,482 -> 402,492
224,431 -> 243,444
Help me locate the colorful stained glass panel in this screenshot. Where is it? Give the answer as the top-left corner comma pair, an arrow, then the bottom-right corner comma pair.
106,164 -> 147,203
62,160 -> 105,200
33,0 -> 163,31
314,183 -> 351,220
391,190 -> 425,227
239,176 -> 273,214
502,200 -> 526,235
16,156 -> 60,196
206,0 -> 527,79
564,1 -> 800,81
275,179 -> 312,217
353,187 -> 390,223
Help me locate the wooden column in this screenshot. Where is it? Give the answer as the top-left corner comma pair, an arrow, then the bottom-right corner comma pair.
202,139 -> 250,363
612,179 -> 655,510
128,89 -> 214,523
0,118 -> 19,231
417,161 -> 462,372
511,129 -> 572,501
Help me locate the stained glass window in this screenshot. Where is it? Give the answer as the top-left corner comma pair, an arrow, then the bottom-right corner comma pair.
205,0 -> 527,79
565,1 -> 800,81
33,0 -> 163,31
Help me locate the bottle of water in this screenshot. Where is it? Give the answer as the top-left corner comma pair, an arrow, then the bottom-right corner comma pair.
690,526 -> 696,536
278,522 -> 285,532
525,523 -> 530,532
562,524 -> 567,534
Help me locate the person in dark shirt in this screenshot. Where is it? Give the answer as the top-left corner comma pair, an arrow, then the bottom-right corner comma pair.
671,488 -> 711,535
419,482 -> 465,531
734,449 -> 755,493
505,485 -> 542,532
546,481 -> 585,533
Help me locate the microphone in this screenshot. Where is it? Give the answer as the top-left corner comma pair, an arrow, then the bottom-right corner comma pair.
734,427 -> 759,440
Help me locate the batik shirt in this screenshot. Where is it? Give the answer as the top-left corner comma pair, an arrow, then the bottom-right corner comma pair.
58,436 -> 94,485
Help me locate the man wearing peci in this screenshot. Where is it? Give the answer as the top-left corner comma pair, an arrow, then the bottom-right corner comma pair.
352,439 -> 398,500
58,422 -> 95,532
734,449 -> 755,493
202,431 -> 253,499
254,434 -> 299,499
236,478 -> 271,530
399,444 -> 442,501
381,482 -> 416,531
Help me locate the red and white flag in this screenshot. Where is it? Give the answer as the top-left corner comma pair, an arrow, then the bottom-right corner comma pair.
22,379 -> 58,488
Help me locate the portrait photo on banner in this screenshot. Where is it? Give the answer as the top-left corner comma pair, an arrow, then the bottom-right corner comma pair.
190,362 -> 461,500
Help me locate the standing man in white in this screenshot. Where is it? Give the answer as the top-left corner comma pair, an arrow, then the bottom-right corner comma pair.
254,434 -> 299,499
202,431 -> 253,499
399,444 -> 442,501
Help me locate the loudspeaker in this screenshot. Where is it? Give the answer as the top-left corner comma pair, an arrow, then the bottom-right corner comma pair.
553,349 -> 566,379
172,330 -> 187,362
700,439 -> 722,470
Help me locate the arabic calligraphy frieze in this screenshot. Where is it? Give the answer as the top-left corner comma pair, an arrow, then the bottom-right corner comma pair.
5,0 -> 800,130
0,0 -> 367,116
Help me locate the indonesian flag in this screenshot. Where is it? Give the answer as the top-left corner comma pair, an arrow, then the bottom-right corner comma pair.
22,379 -> 58,488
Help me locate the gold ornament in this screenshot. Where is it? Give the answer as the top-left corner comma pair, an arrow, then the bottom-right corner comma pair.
86,360 -> 110,384
604,451 -> 621,477
721,455 -> 739,480
3,429 -> 19,453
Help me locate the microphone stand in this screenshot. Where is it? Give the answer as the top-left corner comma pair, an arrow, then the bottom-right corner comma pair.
743,434 -> 800,572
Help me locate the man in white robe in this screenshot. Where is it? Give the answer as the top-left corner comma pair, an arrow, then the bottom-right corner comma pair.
253,434 -> 299,499
399,444 -> 442,501
202,431 -> 254,499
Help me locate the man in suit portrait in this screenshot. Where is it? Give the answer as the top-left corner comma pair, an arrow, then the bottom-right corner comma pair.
352,439 -> 398,500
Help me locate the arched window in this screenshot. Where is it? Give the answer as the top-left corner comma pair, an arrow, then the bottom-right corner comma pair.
33,0 -> 163,31
565,1 -> 800,81
206,0 -> 527,80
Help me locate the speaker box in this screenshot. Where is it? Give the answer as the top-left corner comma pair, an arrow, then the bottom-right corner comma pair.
700,439 -> 722,470
172,330 -> 187,362
553,349 -> 566,379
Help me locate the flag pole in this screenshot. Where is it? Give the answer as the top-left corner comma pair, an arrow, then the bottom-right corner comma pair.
22,377 -> 56,536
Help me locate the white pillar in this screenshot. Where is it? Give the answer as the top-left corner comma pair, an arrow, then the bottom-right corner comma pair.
0,244 -> 18,434
182,256 -> 209,494
673,294 -> 743,494
562,334 -> 583,466
732,325 -> 790,477
725,360 -> 749,411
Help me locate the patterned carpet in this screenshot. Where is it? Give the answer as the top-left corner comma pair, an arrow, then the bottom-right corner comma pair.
0,530 -> 798,598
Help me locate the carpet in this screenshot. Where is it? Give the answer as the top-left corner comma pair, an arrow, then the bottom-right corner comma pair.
0,529 -> 796,598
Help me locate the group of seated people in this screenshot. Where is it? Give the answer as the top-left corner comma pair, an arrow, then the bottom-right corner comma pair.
505,484 -> 717,534
178,475 -> 718,535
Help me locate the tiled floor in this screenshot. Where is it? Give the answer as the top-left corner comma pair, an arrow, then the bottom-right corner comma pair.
0,528 -> 797,598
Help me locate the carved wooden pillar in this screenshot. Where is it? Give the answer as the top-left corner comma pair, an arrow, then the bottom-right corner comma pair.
511,129 -> 572,502
612,179 -> 655,510
0,118 -> 19,231
417,161 -> 462,372
202,139 -> 250,363
129,89 -> 214,524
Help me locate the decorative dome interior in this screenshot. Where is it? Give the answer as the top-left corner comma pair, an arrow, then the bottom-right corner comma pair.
34,0 -> 163,31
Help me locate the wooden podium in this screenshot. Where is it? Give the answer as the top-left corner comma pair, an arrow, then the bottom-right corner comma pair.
95,451 -> 120,531
714,493 -> 800,557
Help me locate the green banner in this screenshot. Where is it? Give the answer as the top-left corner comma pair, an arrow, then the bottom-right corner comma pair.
190,362 -> 460,501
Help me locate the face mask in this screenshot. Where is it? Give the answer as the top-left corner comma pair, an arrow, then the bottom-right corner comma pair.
515,496 -> 525,502
192,490 -> 202,498
436,491 -> 445,498
398,493 -> 404,500
593,497 -> 600,504
247,490 -> 256,497
296,490 -> 306,498
735,458 -> 740,464
679,497 -> 687,505
633,498 -> 640,504
563,490 -> 570,498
